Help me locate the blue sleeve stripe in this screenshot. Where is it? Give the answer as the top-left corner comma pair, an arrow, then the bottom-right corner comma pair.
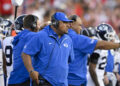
0,41 -> 2,49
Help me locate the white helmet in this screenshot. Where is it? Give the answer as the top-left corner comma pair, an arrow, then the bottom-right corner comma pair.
96,23 -> 116,41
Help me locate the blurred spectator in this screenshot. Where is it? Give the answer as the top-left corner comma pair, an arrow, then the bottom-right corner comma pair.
0,0 -> 120,35
43,9 -> 53,22
108,5 -> 120,34
0,0 -> 13,18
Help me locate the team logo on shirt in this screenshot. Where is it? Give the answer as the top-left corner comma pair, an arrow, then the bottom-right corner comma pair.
24,45 -> 27,49
63,43 -> 68,48
49,42 -> 52,45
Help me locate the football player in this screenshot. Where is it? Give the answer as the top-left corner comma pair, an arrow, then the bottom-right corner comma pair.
2,15 -> 26,86
0,34 -> 4,86
87,23 -> 116,86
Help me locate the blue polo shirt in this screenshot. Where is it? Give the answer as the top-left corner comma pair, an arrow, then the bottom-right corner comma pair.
68,29 -> 98,85
105,50 -> 114,72
23,25 -> 74,86
8,29 -> 36,84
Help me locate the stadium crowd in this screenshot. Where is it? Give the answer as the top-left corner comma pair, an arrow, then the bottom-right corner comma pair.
0,0 -> 120,86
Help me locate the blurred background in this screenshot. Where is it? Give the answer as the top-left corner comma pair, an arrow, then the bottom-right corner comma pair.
0,0 -> 120,36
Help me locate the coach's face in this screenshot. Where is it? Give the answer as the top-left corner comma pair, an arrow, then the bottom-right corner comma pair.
74,17 -> 83,34
76,17 -> 82,31
58,21 -> 69,34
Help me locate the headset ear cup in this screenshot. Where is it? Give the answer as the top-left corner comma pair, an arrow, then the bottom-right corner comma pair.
51,16 -> 59,29
31,15 -> 38,31
51,14 -> 59,29
56,21 -> 59,28
31,23 -> 37,31
33,23 -> 37,29
53,21 -> 59,29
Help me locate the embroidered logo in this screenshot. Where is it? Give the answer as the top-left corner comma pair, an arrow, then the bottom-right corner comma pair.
24,45 -> 27,49
49,42 -> 52,45
63,43 -> 68,48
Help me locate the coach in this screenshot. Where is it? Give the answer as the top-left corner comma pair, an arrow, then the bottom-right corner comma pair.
22,12 -> 74,86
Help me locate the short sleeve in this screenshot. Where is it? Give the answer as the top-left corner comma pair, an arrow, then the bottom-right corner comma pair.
89,52 -> 100,64
76,35 -> 98,54
23,34 -> 42,56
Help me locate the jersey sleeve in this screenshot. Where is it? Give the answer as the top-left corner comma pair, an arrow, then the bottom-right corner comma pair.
76,35 -> 98,54
89,52 -> 100,64
23,34 -> 42,57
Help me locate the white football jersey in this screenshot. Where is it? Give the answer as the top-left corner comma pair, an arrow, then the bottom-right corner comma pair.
96,50 -> 108,78
114,49 -> 120,72
87,49 -> 108,86
3,36 -> 14,85
0,38 -> 5,86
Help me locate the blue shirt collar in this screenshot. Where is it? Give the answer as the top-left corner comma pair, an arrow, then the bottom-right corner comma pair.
68,29 -> 77,35
12,29 -> 31,46
44,25 -> 60,39
17,29 -> 31,35
23,29 -> 31,32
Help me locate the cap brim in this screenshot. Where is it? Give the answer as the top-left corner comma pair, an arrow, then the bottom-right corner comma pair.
62,19 -> 73,22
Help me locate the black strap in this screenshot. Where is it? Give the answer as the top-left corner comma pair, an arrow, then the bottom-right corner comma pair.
81,84 -> 84,86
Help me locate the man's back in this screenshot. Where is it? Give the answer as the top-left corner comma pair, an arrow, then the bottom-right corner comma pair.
8,29 -> 36,84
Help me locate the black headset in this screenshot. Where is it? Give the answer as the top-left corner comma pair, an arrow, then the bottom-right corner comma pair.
51,13 -> 59,29
69,15 -> 78,22
80,28 -> 92,37
31,15 -> 38,31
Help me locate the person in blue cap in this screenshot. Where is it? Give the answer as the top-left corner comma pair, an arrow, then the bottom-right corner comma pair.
22,12 -> 74,86
68,15 -> 120,86
8,14 -> 40,86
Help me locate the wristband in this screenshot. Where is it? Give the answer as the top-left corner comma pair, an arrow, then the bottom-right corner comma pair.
29,70 -> 34,74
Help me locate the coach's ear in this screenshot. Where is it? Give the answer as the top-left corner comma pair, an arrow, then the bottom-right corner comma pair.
12,0 -> 24,6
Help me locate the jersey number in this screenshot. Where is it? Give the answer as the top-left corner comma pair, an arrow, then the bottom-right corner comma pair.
5,46 -> 12,66
98,56 -> 107,70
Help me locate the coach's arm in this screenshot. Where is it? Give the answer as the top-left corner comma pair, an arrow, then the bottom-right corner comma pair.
22,53 -> 39,85
95,40 -> 120,50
